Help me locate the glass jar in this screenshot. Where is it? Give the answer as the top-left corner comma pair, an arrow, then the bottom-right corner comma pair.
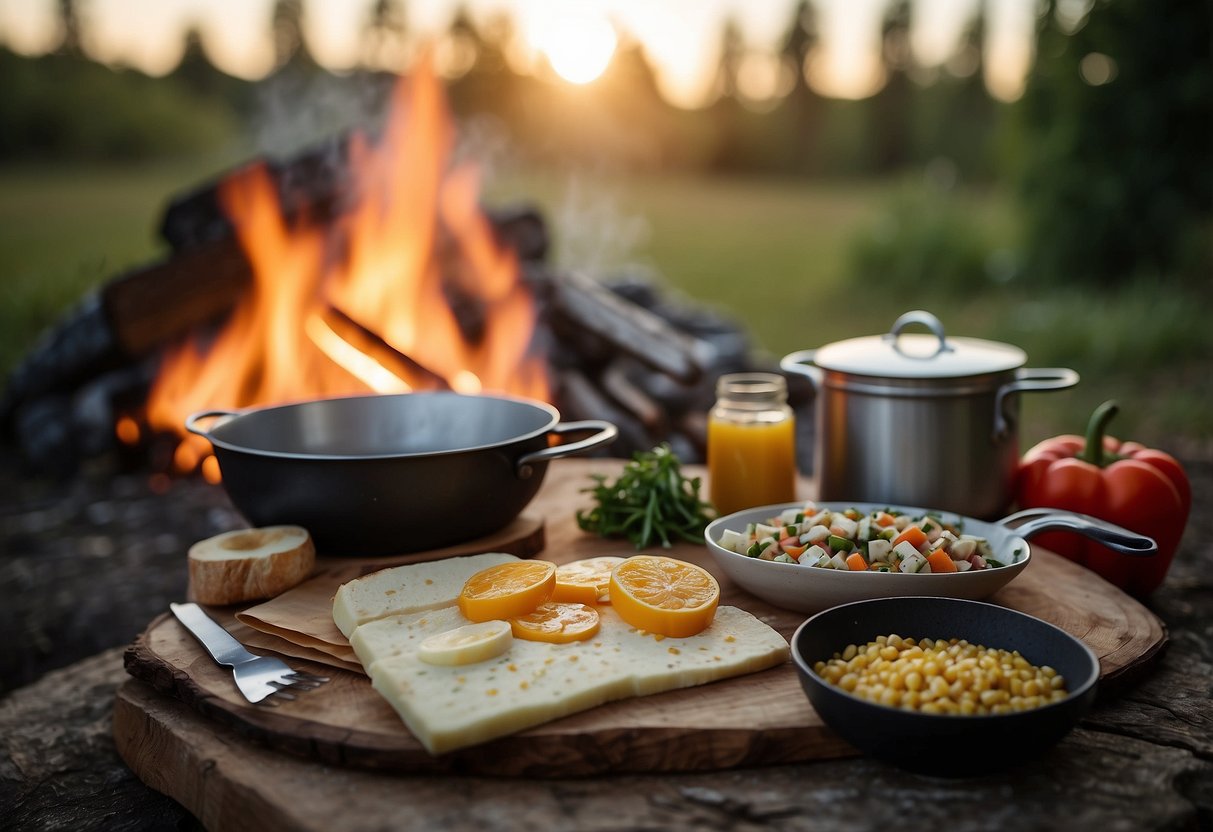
707,372 -> 797,516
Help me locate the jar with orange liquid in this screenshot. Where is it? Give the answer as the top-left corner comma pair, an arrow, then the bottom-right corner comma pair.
707,373 -> 797,516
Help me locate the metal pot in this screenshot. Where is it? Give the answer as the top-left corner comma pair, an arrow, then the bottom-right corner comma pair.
186,392 -> 617,556
780,310 -> 1078,519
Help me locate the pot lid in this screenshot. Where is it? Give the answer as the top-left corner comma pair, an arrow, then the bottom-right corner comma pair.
813,311 -> 1026,378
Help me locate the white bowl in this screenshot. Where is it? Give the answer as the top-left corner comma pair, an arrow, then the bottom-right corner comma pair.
704,501 -> 1032,614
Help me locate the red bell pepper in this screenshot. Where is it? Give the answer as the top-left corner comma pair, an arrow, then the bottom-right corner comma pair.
1015,400 -> 1190,597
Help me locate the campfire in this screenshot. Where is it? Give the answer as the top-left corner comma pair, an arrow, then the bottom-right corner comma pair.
1,59 -> 785,481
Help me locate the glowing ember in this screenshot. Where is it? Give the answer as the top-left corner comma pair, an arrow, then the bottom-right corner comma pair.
144,57 -> 549,474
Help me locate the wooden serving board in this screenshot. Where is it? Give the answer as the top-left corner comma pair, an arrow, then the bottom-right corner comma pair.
120,460 -> 1167,778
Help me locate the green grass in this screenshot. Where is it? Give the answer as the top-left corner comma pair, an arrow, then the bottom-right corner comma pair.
4,161 -> 1209,455
0,158 -> 237,373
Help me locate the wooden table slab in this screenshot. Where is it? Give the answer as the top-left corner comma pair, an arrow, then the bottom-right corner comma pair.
117,459 -> 1167,780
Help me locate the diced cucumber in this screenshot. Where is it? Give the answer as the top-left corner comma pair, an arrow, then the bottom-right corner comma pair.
718,528 -> 749,554
799,544 -> 829,565
800,524 -> 831,545
829,514 -> 859,538
867,538 -> 893,563
778,508 -> 802,524
754,522 -> 781,540
828,535 -> 855,553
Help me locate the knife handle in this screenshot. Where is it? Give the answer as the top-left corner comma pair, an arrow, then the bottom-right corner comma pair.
170,602 -> 255,667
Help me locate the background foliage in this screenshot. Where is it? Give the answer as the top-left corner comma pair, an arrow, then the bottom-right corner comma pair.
0,0 -> 1209,449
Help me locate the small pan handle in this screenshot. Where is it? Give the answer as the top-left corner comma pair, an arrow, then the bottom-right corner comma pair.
184,409 -> 240,439
996,508 -> 1157,557
516,420 -> 619,479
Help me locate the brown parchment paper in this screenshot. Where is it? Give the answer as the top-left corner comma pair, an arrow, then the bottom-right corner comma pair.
232,515 -> 545,674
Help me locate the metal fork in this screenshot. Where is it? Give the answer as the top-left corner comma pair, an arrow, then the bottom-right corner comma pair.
169,602 -> 329,705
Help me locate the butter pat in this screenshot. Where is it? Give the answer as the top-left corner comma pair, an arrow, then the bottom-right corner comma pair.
332,553 -> 519,637
350,605 -> 789,755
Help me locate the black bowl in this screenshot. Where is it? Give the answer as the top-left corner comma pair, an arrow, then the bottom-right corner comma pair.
790,597 -> 1099,776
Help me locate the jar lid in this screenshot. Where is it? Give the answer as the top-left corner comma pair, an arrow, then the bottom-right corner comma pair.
813,311 -> 1026,379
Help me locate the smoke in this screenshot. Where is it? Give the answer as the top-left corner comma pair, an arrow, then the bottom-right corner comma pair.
249,70 -> 395,160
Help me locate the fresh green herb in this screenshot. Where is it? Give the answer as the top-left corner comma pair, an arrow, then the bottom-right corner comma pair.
576,443 -> 716,549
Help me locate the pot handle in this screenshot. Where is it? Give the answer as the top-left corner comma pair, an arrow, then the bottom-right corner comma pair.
993,367 -> 1080,440
779,349 -> 823,388
516,420 -> 619,479
184,409 -> 240,439
996,508 -> 1157,557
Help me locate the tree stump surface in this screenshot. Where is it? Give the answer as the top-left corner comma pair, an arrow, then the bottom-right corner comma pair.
2,454 -> 1211,831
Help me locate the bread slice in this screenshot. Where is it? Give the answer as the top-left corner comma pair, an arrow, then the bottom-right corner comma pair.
332,552 -> 519,637
189,526 -> 315,606
350,604 -> 789,755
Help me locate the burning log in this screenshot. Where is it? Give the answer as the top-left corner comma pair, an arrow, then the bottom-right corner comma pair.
103,240 -> 252,357
318,306 -> 450,392
158,136 -> 549,265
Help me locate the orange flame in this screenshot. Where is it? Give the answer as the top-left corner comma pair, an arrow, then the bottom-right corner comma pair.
145,58 -> 549,473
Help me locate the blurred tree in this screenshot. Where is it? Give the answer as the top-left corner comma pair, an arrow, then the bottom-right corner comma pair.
872,0 -> 915,173
446,8 -> 519,124
271,0 -> 318,72
1016,0 -> 1212,286
361,0 -> 408,73
778,0 -> 824,174
914,1 -> 1002,182
55,0 -> 82,55
706,17 -> 749,171
172,25 -> 256,119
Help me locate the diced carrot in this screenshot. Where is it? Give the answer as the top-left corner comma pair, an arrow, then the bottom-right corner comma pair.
893,525 -> 928,550
846,552 -> 868,571
925,549 -> 958,573
874,511 -> 897,528
781,540 -> 807,557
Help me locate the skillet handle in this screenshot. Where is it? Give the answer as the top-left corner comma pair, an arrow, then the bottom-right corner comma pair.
516,420 -> 618,479
185,409 -> 240,439
996,508 -> 1157,557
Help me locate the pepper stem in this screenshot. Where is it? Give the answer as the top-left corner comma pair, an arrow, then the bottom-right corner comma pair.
1079,400 -> 1119,467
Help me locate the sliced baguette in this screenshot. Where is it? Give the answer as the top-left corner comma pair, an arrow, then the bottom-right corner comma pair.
189,525 -> 316,606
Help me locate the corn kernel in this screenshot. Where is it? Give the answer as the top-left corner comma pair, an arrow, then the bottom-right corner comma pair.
815,634 -> 1069,717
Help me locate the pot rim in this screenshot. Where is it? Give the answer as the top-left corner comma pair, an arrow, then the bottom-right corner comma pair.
190,391 -> 562,462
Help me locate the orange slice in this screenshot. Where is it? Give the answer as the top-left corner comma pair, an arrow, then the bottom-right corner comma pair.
553,556 -> 626,604
457,560 -> 557,622
608,556 -> 720,638
510,602 -> 601,644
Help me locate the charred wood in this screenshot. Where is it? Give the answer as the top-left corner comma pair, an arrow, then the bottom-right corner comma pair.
556,368 -> 655,458
101,239 -> 251,358
548,272 -> 714,384
158,134 -> 548,263
319,306 -> 450,391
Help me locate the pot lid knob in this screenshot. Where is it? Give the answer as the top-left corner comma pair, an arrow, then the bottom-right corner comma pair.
883,310 -> 954,359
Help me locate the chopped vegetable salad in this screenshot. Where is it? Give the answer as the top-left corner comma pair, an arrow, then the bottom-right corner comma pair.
716,503 -> 1007,573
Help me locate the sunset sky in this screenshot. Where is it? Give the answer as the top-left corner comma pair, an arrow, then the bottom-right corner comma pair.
0,0 -> 1039,105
